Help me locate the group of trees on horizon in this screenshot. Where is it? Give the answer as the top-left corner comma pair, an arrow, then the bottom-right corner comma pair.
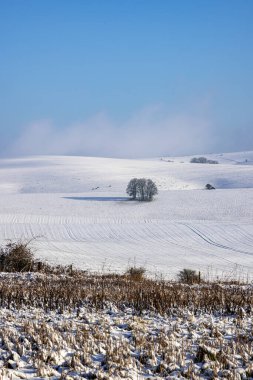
190,157 -> 218,164
126,178 -> 158,201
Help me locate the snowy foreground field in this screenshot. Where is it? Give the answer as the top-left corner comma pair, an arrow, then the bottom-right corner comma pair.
0,153 -> 253,380
0,151 -> 253,279
0,273 -> 252,380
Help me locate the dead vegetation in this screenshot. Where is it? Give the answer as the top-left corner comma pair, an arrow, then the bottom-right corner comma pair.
0,241 -> 252,378
0,282 -> 252,379
124,266 -> 146,281
0,240 -> 35,272
177,268 -> 201,284
0,241 -> 250,316
0,271 -> 251,316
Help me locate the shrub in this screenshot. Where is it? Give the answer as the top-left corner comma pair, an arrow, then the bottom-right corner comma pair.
205,183 -> 215,190
125,266 -> 146,281
177,268 -> 201,284
0,240 -> 36,272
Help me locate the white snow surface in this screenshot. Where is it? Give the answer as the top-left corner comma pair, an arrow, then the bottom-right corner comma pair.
0,152 -> 253,279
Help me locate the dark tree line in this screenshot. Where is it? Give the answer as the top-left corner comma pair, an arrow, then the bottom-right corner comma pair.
126,178 -> 158,201
190,157 -> 218,164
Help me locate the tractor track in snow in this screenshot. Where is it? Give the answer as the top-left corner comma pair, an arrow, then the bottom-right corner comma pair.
180,223 -> 253,256
0,214 -> 252,274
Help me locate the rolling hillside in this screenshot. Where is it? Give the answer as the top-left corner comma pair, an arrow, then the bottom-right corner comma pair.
0,152 -> 252,279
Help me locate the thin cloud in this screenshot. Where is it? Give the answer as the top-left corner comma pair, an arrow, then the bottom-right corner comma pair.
6,105 -> 216,158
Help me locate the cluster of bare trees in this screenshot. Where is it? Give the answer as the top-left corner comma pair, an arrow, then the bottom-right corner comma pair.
126,178 -> 158,201
190,157 -> 218,164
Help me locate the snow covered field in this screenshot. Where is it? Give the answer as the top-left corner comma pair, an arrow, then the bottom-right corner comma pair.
0,273 -> 252,379
1,300 -> 252,380
0,152 -> 252,279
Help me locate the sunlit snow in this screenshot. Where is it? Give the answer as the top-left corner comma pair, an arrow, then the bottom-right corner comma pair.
0,152 -> 252,279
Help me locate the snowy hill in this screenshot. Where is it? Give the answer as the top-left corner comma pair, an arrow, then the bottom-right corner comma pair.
0,152 -> 252,279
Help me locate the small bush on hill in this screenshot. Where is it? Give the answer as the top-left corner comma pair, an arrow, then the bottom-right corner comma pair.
125,266 -> 146,281
0,241 -> 36,272
178,268 -> 201,284
205,183 -> 215,190
0,241 -> 87,275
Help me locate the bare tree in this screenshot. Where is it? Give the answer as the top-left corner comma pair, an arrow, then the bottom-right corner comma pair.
146,179 -> 158,201
136,178 -> 147,201
126,178 -> 138,199
126,178 -> 158,201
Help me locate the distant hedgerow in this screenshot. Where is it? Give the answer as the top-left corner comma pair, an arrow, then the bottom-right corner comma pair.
190,157 -> 218,164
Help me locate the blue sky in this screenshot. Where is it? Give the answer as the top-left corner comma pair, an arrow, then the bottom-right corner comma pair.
1,0 -> 253,157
